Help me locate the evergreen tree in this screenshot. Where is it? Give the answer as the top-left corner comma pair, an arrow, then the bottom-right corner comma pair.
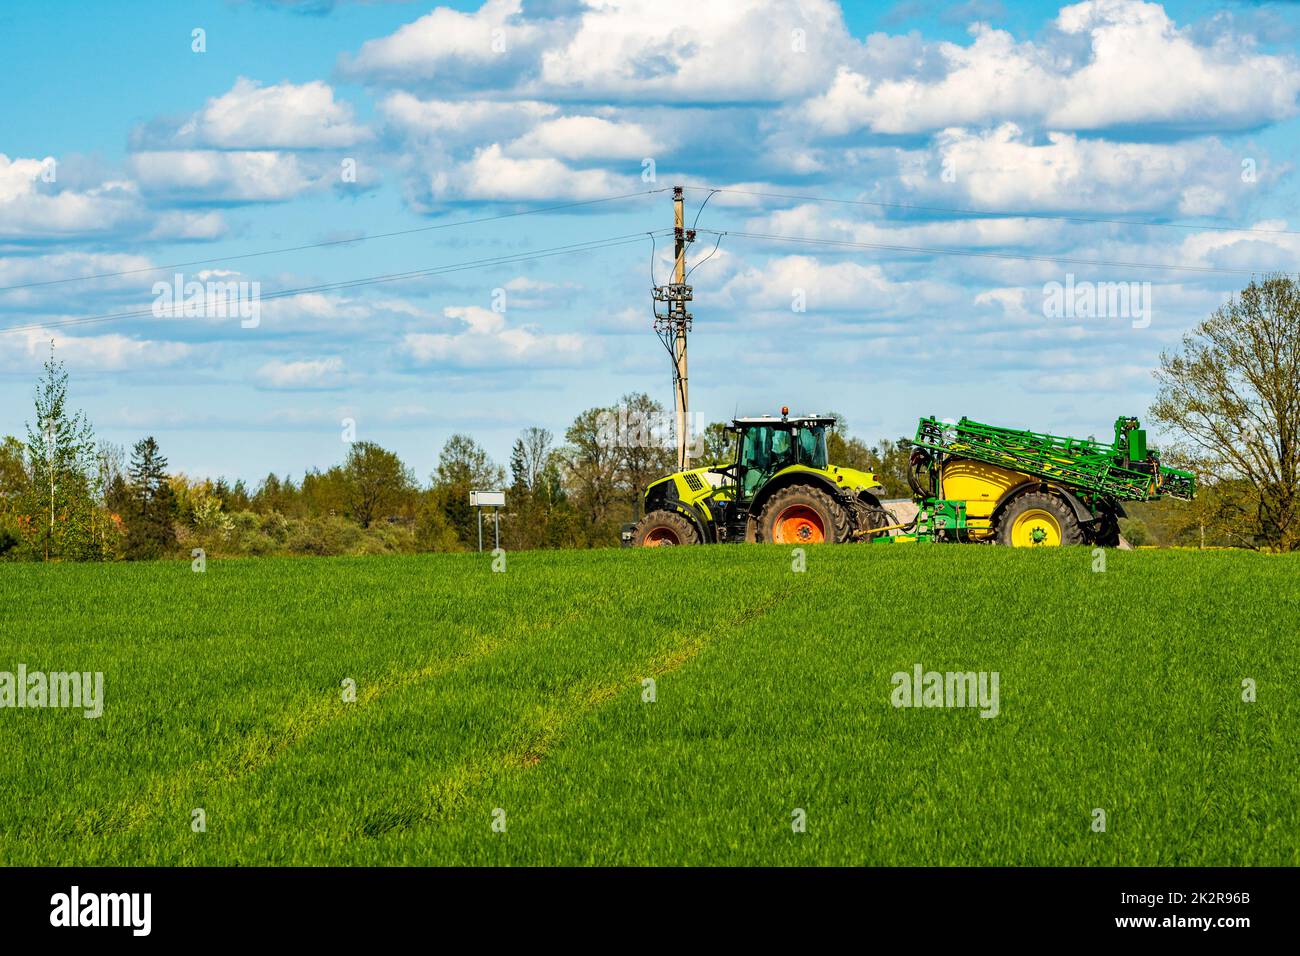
123,436 -> 177,560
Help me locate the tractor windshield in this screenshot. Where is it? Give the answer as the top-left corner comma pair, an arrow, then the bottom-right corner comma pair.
737,423 -> 828,497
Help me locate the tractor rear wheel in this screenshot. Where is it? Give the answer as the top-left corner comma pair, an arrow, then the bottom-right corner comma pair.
759,485 -> 850,545
632,509 -> 700,547
997,491 -> 1082,547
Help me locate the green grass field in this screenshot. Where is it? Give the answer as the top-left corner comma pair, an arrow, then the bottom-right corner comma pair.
1,545 -> 1296,866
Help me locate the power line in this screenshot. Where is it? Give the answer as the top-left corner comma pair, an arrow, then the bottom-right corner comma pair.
683,185 -> 1300,238
0,231 -> 670,337
701,228 -> 1290,278
0,188 -> 670,294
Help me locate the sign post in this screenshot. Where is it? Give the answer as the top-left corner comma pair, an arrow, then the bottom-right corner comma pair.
469,490 -> 506,553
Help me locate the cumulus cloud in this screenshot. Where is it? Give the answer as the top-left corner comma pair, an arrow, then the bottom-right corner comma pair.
0,154 -> 225,241
402,304 -> 588,367
379,94 -> 558,147
0,326 -> 193,372
800,0 -> 1300,136
895,124 -> 1253,216
341,0 -> 554,88
440,144 -> 634,201
346,0 -> 856,101
255,356 -> 347,389
129,150 -> 327,202
1047,0 -> 1300,132
506,115 -> 662,160
749,201 -> 1063,249
721,255 -> 900,311
534,0 -> 854,101
803,26 -> 1059,136
157,78 -> 370,149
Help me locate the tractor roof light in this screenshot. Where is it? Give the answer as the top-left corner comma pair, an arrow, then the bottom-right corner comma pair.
781,406 -> 789,420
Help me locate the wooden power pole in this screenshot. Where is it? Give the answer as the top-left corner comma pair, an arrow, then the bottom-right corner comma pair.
653,186 -> 695,470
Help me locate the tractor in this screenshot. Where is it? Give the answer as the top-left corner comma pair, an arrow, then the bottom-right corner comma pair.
626,408 -> 891,546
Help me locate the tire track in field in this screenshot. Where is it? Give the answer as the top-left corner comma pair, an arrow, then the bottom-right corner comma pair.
358,580 -> 805,839
67,591 -> 626,838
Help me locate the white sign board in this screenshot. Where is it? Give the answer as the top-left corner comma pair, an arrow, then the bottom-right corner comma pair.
470,490 -> 506,507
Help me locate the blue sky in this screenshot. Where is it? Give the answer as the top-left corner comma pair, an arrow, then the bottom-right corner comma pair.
2,0 -> 1299,483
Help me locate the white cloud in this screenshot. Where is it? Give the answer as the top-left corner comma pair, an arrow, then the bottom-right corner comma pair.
507,115 -> 662,160
1,327 -> 193,372
721,255 -> 898,311
803,27 -> 1058,136
342,0 -> 549,86
255,356 -> 347,389
348,0 -> 855,101
402,304 -> 588,367
1047,0 -> 1300,131
534,0 -> 854,101
379,94 -> 557,147
174,78 -> 369,149
446,144 -> 633,201
0,154 -> 224,241
897,124 -> 1250,216
129,151 -> 324,202
800,0 -> 1300,136
750,201 -> 1061,249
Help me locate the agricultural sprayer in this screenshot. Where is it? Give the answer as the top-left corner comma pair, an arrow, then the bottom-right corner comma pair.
626,409 -> 1194,548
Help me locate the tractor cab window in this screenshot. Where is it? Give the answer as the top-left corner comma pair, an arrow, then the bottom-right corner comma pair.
738,426 -> 777,497
737,424 -> 822,498
797,426 -> 828,469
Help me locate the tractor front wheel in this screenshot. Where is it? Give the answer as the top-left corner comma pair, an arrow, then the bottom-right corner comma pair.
759,485 -> 850,545
997,491 -> 1082,547
632,509 -> 700,547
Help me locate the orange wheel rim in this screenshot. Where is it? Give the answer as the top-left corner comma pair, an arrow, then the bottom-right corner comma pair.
643,526 -> 680,546
774,505 -> 825,544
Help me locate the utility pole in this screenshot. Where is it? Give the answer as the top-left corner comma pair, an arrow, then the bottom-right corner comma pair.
653,186 -> 695,470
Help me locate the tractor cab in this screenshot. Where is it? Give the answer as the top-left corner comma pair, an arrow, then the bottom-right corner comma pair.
721,410 -> 835,502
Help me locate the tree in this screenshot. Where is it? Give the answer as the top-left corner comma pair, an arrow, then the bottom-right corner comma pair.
1151,276 -> 1300,550
865,437 -> 912,499
508,427 -> 555,550
341,442 -> 413,528
614,391 -> 675,518
432,434 -> 504,544
510,427 -> 553,493
0,436 -> 25,557
123,437 -> 177,559
561,406 -> 622,538
699,422 -> 734,465
17,347 -> 100,560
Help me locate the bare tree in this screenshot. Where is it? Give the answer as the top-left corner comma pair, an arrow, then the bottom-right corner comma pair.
1151,275 -> 1300,550
512,427 -> 553,492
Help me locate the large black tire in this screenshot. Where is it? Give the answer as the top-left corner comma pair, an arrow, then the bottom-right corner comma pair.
758,485 -> 850,545
631,509 -> 700,547
996,491 -> 1083,547
1091,509 -> 1122,548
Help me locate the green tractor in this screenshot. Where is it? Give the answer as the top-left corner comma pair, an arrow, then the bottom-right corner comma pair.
627,408 -> 891,546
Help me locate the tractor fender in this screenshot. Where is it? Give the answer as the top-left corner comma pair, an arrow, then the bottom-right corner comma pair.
646,481 -> 715,543
750,470 -> 848,519
992,481 -> 1096,527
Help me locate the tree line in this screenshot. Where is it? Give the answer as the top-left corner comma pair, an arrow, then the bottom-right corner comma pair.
0,351 -> 912,561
